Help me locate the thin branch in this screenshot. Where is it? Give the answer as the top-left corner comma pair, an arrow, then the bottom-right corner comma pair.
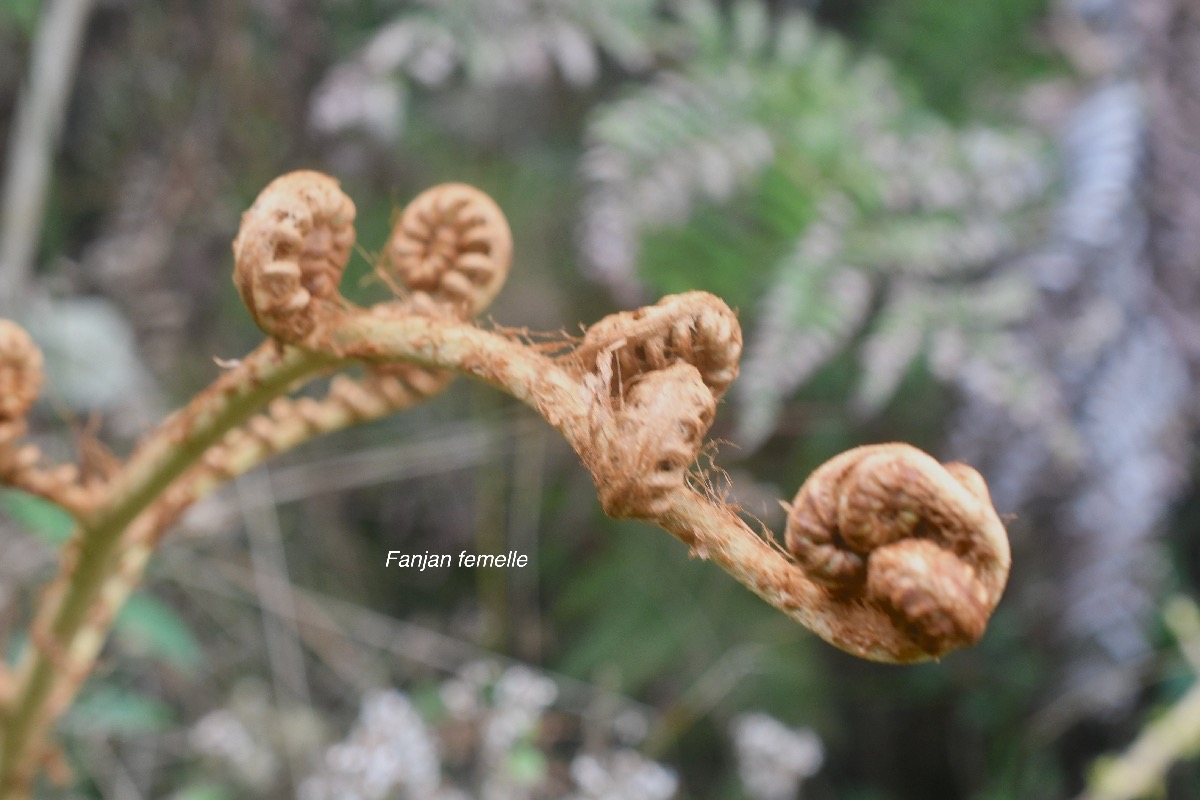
0,0 -> 97,310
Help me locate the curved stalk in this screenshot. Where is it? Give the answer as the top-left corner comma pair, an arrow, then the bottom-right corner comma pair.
329,312 -> 1009,664
0,171 -> 1010,795
0,344 -> 332,794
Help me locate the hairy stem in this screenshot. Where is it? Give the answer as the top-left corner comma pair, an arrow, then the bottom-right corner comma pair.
660,491 -> 925,663
331,313 -> 591,452
329,312 -> 942,662
0,299 -> 1009,791
333,311 -> 1011,662
0,170 -> 1011,793
0,343 -> 332,794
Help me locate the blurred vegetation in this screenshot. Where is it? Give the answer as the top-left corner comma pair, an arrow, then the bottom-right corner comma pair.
6,0 -> 1200,798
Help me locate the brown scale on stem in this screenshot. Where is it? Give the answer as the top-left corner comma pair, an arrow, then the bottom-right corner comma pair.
785,443 -> 1010,654
565,293 -> 738,519
232,170 -> 356,343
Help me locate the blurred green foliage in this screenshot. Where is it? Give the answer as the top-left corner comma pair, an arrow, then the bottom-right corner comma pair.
114,592 -> 204,674
581,2 -> 1051,448
0,489 -> 74,545
67,685 -> 174,735
856,0 -> 1055,118
0,0 -> 40,35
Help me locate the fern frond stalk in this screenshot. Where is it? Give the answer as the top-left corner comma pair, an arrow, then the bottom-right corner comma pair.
0,344 -> 333,793
0,172 -> 1010,796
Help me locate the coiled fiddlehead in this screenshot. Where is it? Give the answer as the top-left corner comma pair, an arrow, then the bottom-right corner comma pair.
567,291 -> 742,399
591,362 -> 717,519
232,171 -> 356,343
383,183 -> 512,319
565,292 -> 737,519
228,177 -> 517,459
0,168 -> 1014,796
785,443 -> 1009,654
0,320 -> 43,429
0,321 -> 95,514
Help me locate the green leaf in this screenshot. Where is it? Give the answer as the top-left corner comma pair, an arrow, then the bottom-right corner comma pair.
0,0 -> 41,35
67,684 -> 173,734
114,592 -> 204,672
0,489 -> 75,545
508,740 -> 548,785
860,0 -> 1058,118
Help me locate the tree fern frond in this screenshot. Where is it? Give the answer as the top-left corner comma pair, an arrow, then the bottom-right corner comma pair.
310,0 -> 668,140
958,127 -> 1051,214
1073,321 -> 1188,473
852,284 -> 928,416
730,0 -> 772,60
843,215 -> 1015,277
1057,80 -> 1143,251
568,0 -> 665,71
859,123 -> 1048,217
1058,321 -> 1190,693
854,273 -> 1040,416
667,0 -> 725,56
580,9 -> 890,299
764,11 -> 820,70
736,199 -> 871,447
930,328 -> 1071,447
580,3 -> 1051,444
581,66 -> 776,299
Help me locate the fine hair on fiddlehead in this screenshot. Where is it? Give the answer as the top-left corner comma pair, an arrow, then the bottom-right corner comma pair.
0,170 -> 1011,796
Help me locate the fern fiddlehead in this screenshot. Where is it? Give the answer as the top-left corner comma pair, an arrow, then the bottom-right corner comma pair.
232,170 -> 357,343
384,182 -> 512,318
785,443 -> 1009,654
0,171 -> 1011,795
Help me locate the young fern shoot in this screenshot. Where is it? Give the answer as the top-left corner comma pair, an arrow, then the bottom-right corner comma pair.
0,171 -> 1010,796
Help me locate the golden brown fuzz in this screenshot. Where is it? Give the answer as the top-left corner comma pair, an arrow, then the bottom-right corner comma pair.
785,443 -> 1009,655
568,291 -> 739,400
384,183 -> 512,318
0,320 -> 43,425
592,363 -> 717,519
232,170 -> 356,342
569,291 -> 742,399
0,168 -> 1018,795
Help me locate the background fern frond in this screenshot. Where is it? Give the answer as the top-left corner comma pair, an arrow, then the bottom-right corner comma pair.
580,2 -> 1051,447
309,0 -> 669,142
